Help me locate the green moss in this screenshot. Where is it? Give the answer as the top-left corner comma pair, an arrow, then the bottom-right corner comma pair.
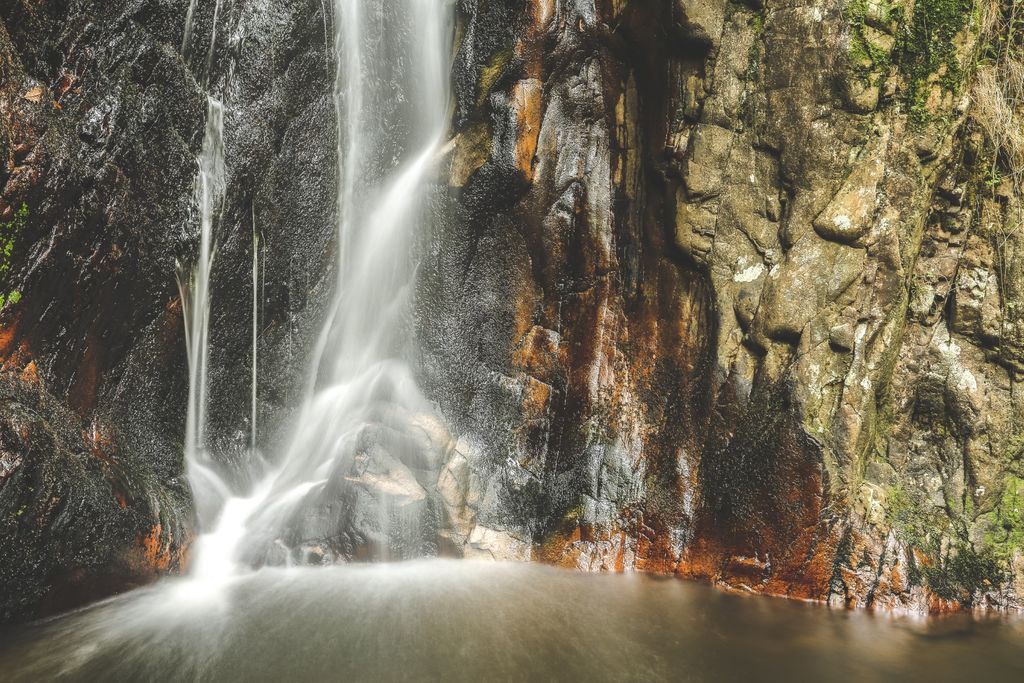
887,485 -> 932,547
751,12 -> 764,36
844,0 -> 900,87
6,291 -> 20,305
982,476 -> 1024,563
1004,434 -> 1024,478
923,544 -> 1002,601
1,204 -> 28,309
741,10 -> 767,129
1,203 -> 28,274
887,478 -> 1016,602
892,0 -> 975,125
476,48 -> 512,108
562,503 -> 585,524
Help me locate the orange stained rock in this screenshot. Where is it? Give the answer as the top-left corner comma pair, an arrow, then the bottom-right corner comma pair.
511,79 -> 543,181
535,522 -> 632,572
2,340 -> 33,374
0,314 -> 27,368
143,525 -> 168,568
128,524 -> 179,575
51,72 -> 79,102
534,528 -> 581,569
631,523 -> 680,574
529,0 -> 554,33
890,561 -> 905,594
927,593 -> 962,614
516,0 -> 550,75
19,359 -> 38,384
165,295 -> 183,317
764,521 -> 841,601
511,287 -> 537,350
0,322 -> 15,357
613,530 -> 628,572
676,536 -> 730,583
676,463 -> 836,602
912,547 -> 933,568
88,421 -> 116,460
512,325 -> 560,377
520,375 -> 552,418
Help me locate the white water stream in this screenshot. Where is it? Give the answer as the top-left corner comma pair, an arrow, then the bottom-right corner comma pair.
178,0 -> 454,587
176,94 -> 225,529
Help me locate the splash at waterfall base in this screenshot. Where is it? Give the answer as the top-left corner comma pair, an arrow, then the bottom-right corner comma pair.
3,560 -> 1024,682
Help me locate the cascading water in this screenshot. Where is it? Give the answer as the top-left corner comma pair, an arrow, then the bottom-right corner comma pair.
176,94 -> 227,530
251,212 -> 259,456
181,0 -> 455,584
176,0 -> 242,533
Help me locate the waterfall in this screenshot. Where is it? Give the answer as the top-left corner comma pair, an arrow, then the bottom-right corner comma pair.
176,95 -> 226,529
176,1 -> 242,532
182,0 -> 198,54
251,209 -> 259,456
179,0 -> 454,582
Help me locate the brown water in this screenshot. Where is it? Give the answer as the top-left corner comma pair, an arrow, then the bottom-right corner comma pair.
1,560 -> 1021,681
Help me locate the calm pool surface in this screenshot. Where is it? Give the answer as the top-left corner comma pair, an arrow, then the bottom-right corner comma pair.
1,560 -> 1022,681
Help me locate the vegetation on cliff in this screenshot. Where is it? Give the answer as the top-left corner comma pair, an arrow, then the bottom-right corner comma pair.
0,202 -> 26,309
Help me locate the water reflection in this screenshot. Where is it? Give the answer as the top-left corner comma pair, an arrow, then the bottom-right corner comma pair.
1,561 -> 1021,682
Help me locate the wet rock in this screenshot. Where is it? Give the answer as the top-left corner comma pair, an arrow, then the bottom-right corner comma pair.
2,0 -> 1021,618
424,0 -> 1023,612
0,374 -> 190,623
0,0 -> 336,621
465,526 -> 532,562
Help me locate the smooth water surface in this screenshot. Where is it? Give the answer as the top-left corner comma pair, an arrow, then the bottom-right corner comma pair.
1,561 -> 1021,682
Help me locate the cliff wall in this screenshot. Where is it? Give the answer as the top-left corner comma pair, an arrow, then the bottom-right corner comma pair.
1,0 -> 1022,622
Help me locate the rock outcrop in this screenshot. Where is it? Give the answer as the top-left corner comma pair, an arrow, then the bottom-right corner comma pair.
423,0 -> 1024,612
1,0 -> 1022,622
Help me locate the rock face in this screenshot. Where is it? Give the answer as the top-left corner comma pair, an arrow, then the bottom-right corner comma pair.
422,0 -> 1024,611
0,0 -> 336,622
1,0 -> 1022,622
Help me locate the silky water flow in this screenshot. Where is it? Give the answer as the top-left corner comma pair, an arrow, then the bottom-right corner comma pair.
181,0 -> 454,587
